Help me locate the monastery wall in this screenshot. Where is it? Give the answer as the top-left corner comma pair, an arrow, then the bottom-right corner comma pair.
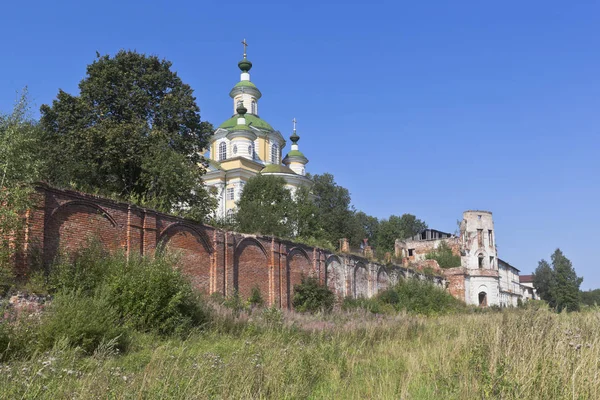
16,184 -> 445,309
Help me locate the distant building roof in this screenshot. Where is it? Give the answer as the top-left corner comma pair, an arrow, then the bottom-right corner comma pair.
520,274 -> 534,283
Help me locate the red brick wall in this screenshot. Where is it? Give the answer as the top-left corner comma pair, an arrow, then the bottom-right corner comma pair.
16,185 -> 450,308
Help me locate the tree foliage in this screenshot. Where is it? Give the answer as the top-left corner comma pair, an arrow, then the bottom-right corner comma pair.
376,214 -> 427,253
310,173 -> 356,246
40,50 -> 215,219
533,249 -> 582,312
425,241 -> 461,269
0,89 -> 44,292
235,175 -> 294,238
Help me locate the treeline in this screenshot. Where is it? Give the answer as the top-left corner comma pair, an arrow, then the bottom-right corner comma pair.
224,174 -> 427,254
0,50 -> 427,264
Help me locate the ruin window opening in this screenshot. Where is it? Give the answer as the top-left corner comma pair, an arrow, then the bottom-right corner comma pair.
478,254 -> 484,268
489,256 -> 494,268
408,249 -> 414,257
488,230 -> 493,247
477,229 -> 483,247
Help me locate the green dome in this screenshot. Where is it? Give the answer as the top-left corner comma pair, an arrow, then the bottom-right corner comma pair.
219,114 -> 274,131
238,58 -> 252,72
233,80 -> 257,89
286,150 -> 306,158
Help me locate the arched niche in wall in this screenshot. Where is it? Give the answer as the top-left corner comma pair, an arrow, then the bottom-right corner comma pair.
234,238 -> 269,301
325,255 -> 345,297
353,262 -> 369,298
44,200 -> 120,266
377,267 -> 389,293
287,247 -> 312,309
157,223 -> 213,293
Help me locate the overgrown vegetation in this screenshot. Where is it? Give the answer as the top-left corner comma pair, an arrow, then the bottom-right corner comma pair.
291,276 -> 335,313
342,278 -> 465,316
425,241 -> 461,269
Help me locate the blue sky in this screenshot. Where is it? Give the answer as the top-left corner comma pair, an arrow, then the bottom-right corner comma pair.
1,1 -> 598,288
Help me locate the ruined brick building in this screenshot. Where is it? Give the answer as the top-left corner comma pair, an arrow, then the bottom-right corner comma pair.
396,210 -> 537,307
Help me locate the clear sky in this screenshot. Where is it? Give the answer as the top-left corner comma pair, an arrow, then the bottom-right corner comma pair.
1,1 -> 598,288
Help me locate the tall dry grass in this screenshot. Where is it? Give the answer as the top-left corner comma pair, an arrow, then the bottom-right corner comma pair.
1,307 -> 599,399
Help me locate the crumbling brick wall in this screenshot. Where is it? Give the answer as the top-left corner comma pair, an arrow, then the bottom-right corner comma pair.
15,184 -> 446,308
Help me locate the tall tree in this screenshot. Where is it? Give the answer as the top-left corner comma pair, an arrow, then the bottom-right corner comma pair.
351,211 -> 380,248
236,175 -> 294,238
310,173 -> 355,246
533,249 -> 582,312
377,214 -> 427,253
551,249 -> 582,312
533,259 -> 555,306
40,50 -> 215,219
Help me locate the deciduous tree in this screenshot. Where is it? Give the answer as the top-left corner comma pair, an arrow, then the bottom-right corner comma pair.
40,50 -> 215,219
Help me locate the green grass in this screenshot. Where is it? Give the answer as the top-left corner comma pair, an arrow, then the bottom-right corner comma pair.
1,308 -> 600,399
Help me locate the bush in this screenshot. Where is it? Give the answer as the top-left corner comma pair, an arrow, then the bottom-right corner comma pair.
292,276 -> 335,313
424,241 -> 461,269
248,285 -> 264,307
37,291 -> 129,355
48,243 -> 210,337
377,288 -> 400,306
393,278 -> 465,315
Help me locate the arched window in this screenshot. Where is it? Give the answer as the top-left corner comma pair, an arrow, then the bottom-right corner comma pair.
251,100 -> 257,114
219,142 -> 227,161
271,143 -> 278,163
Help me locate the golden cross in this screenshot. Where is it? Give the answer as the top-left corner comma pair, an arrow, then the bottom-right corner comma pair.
241,38 -> 248,58
292,118 -> 297,131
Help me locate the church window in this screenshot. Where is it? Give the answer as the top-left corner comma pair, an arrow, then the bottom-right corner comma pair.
227,188 -> 234,200
271,144 -> 279,163
251,100 -> 256,114
248,145 -> 253,157
219,142 -> 227,161
233,145 -> 238,155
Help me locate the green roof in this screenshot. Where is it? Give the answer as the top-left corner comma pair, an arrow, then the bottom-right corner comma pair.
230,124 -> 252,131
286,150 -> 306,158
260,164 -> 297,175
219,114 -> 274,131
233,81 -> 257,89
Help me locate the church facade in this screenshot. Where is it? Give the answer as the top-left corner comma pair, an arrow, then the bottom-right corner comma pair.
203,45 -> 310,218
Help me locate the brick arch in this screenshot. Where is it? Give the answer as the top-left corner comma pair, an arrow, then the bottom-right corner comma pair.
157,223 -> 213,292
286,247 -> 312,309
44,201 -> 120,265
353,262 -> 368,298
234,238 -> 269,301
325,255 -> 345,297
377,267 -> 389,292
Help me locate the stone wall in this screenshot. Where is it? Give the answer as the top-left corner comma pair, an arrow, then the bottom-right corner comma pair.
15,184 -> 445,309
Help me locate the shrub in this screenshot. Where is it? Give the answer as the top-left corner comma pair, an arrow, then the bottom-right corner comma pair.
37,291 -> 129,355
424,241 -> 461,269
393,278 -> 465,315
292,276 -> 335,313
377,288 -> 400,306
48,243 -> 210,338
248,285 -> 264,307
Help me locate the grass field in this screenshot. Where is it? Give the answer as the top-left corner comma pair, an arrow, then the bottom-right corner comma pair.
1,306 -> 599,399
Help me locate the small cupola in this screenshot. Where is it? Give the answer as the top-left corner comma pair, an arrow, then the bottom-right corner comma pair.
283,118 -> 309,175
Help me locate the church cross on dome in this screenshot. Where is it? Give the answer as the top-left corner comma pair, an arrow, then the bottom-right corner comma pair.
292,118 -> 297,132
241,38 -> 248,58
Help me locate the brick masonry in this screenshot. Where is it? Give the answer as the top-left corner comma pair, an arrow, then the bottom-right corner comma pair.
16,184 -> 446,308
